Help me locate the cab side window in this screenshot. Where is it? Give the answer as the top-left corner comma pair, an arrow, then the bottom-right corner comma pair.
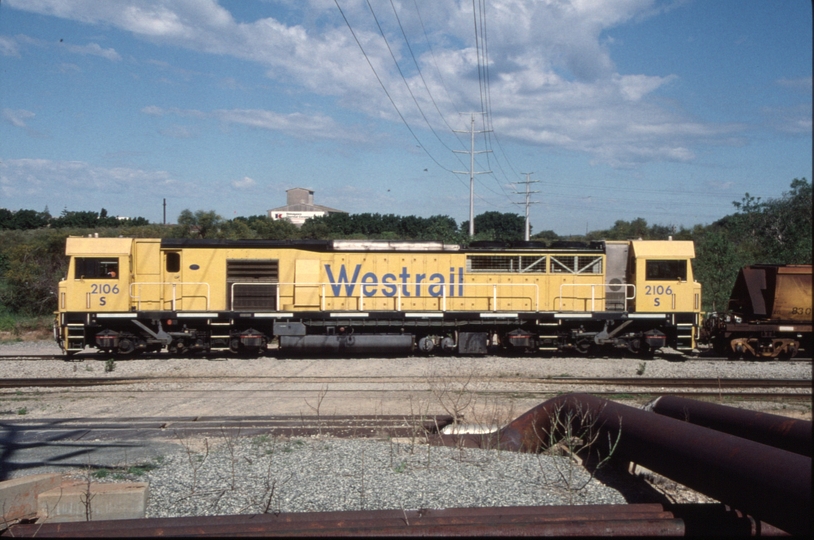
75,258 -> 119,279
645,260 -> 687,281
166,252 -> 181,273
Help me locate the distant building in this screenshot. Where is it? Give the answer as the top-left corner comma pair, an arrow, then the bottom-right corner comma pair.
267,188 -> 346,226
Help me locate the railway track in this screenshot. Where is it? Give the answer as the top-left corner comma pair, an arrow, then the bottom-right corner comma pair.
2,376 -> 809,403
0,414 -> 455,441
1,376 -> 811,389
0,353 -> 811,362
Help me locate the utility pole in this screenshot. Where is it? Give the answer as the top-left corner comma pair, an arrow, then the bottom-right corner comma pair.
163,198 -> 167,225
453,113 -> 492,237
512,173 -> 539,241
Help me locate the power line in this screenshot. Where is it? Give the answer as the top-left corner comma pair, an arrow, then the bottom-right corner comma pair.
334,0 -> 484,197
411,0 -> 465,122
389,0 -> 463,139
365,0 -> 465,164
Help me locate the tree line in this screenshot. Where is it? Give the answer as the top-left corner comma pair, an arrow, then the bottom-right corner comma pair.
1,178 -> 810,318
1,208 -> 149,230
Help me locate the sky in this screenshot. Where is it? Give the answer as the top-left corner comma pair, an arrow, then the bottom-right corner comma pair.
1,0 -> 811,235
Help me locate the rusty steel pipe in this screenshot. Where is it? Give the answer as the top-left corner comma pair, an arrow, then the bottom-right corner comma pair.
647,394 -> 812,457
437,393 -> 809,536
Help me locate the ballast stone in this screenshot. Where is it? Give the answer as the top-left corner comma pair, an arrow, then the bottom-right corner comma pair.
37,481 -> 148,523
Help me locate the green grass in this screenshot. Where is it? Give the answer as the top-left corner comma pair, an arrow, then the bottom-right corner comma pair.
93,468 -> 109,478
251,434 -> 271,446
127,463 -> 158,476
16,407 -> 28,415
0,313 -> 53,336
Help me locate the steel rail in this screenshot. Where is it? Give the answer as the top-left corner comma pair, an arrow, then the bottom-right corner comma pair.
0,352 -> 811,361
0,415 -> 455,441
1,375 -> 810,389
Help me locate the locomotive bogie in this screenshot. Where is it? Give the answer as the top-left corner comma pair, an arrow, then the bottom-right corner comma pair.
55,237 -> 703,357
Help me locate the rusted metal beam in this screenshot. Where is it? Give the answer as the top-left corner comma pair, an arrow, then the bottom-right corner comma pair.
647,395 -> 812,457
7,503 -> 792,537
431,393 -> 810,536
0,504 -> 704,537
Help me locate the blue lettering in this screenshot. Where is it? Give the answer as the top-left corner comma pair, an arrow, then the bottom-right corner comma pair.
382,274 -> 397,297
361,272 -> 378,296
324,264 -> 361,296
415,273 -> 426,296
400,267 -> 411,297
429,273 -> 445,297
323,264 -> 464,299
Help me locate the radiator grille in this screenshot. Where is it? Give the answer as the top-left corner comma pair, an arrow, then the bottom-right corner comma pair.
226,259 -> 278,310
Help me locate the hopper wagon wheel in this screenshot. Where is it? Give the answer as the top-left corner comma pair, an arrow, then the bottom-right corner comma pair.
712,337 -> 730,357
777,343 -> 799,360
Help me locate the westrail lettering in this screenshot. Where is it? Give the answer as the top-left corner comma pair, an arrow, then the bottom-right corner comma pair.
325,264 -> 464,297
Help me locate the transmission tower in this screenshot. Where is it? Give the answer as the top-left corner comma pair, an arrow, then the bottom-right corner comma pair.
453,113 -> 492,237
512,173 -> 540,241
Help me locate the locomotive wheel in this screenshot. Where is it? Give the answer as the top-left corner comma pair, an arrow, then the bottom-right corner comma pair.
575,339 -> 592,354
118,338 -> 135,355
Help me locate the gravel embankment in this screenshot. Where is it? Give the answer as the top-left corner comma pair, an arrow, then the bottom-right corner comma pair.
135,437 -> 630,518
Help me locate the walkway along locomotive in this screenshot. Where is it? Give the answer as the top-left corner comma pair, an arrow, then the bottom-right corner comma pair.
54,237 -> 702,357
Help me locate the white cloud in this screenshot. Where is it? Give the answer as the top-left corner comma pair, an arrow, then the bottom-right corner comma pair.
6,0 -> 746,167
0,158 -> 185,199
64,41 -> 122,61
777,76 -> 813,93
763,104 -> 813,135
2,108 -> 35,128
232,176 -> 256,189
0,35 -> 20,56
159,124 -> 194,138
141,105 -> 363,141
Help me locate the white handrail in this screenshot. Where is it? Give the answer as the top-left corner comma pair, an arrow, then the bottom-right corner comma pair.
130,282 -> 210,311
556,283 -> 636,312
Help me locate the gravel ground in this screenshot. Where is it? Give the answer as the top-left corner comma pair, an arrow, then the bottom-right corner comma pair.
3,339 -> 808,516
132,436 -> 630,518
2,339 -> 811,381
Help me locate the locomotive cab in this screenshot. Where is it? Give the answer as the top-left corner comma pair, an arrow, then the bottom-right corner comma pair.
59,237 -> 131,313
629,240 -> 701,351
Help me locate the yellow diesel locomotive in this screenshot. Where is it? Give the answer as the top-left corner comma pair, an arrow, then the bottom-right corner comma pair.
54,237 -> 701,356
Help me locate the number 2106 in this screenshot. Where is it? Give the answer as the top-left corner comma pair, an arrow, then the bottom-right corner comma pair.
90,284 -> 120,294
645,285 -> 673,295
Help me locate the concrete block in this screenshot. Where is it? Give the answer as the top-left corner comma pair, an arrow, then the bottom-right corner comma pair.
0,473 -> 63,522
37,481 -> 148,523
